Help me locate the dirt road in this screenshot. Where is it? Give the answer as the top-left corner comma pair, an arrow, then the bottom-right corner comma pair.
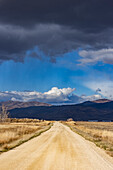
0,122 -> 113,170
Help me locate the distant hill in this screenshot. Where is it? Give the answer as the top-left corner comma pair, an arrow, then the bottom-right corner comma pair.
92,99 -> 112,103
80,99 -> 112,106
8,99 -> 113,121
0,101 -> 51,110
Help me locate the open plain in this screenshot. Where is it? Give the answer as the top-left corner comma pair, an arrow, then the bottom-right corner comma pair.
0,122 -> 113,170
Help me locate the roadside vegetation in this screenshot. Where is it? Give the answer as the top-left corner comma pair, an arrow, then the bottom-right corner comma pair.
0,118 -> 53,153
64,121 -> 113,157
0,105 -> 9,122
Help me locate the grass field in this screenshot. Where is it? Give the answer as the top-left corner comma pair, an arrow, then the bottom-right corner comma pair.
1,119 -> 113,157
0,119 -> 52,153
64,121 -> 113,157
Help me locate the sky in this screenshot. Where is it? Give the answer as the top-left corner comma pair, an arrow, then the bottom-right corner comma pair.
0,0 -> 113,104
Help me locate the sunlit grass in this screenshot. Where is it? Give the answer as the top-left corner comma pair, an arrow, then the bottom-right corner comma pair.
64,121 -> 113,157
0,119 -> 52,153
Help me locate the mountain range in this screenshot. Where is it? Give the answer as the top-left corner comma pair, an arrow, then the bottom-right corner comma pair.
3,99 -> 113,121
0,100 -> 51,110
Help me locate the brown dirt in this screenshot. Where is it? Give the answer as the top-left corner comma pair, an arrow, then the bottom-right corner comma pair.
0,122 -> 113,170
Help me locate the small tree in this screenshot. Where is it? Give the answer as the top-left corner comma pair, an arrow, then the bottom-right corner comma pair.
0,105 -> 9,122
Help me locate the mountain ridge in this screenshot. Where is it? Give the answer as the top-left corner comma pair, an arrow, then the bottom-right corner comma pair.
8,99 -> 113,121
0,100 -> 51,110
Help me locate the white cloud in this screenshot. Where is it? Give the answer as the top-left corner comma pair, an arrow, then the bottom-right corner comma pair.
81,94 -> 102,102
0,87 -> 105,104
84,80 -> 113,99
0,87 -> 76,104
79,48 -> 113,65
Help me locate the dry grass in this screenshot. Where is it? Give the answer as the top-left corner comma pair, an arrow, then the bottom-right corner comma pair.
64,121 -> 113,157
0,119 -> 52,153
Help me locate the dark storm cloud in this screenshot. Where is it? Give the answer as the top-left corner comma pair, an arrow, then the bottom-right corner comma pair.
1,0 -> 113,31
0,0 -> 113,62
